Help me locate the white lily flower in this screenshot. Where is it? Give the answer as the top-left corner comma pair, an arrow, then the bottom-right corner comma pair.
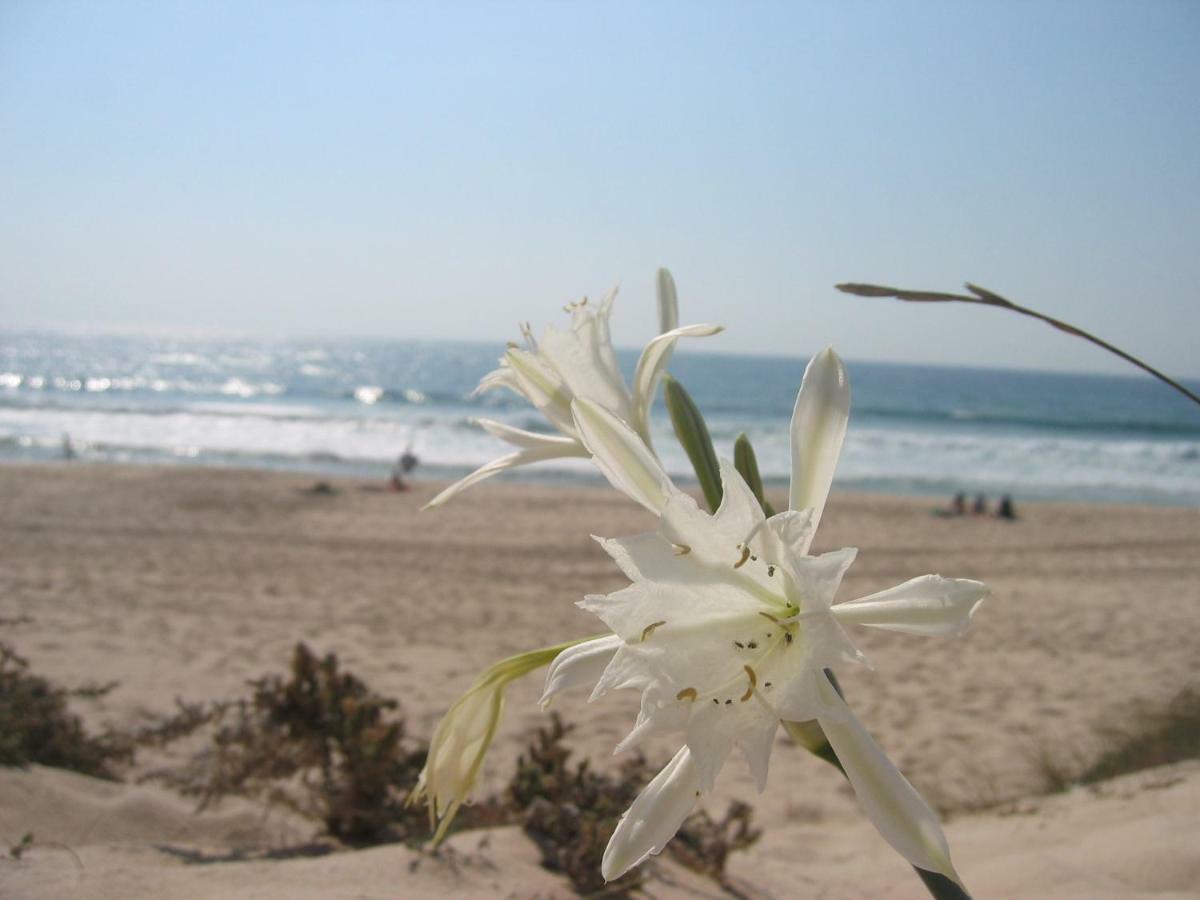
423,270 -> 722,509
575,461 -> 985,882
544,347 -> 987,884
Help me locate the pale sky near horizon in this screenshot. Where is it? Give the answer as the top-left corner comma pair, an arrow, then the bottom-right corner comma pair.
2,1 -> 1198,378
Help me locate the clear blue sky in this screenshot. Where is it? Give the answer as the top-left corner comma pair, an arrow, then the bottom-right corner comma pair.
2,0 -> 1198,376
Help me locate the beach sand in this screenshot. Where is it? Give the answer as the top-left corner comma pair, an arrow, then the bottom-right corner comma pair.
1,462 -> 1197,898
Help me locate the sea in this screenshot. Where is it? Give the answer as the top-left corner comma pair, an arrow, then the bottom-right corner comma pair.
2,329 -> 1198,507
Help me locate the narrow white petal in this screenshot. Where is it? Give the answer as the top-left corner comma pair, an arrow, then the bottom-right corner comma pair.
589,641 -> 651,701
787,546 -> 858,613
474,417 -> 584,451
789,347 -> 850,549
538,307 -> 633,424
539,635 -> 621,709
630,323 -> 724,441
817,678 -> 960,884
832,576 -> 989,637
421,443 -> 586,510
602,746 -> 699,881
739,715 -> 779,792
656,268 -> 679,334
471,366 -> 518,398
504,348 -> 578,436
572,397 -> 672,514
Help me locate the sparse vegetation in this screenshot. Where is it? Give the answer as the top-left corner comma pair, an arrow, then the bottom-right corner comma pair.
2,641 -> 763,891
141,642 -> 431,844
1030,688 -> 1200,796
1080,689 -> 1200,784
0,642 -> 130,778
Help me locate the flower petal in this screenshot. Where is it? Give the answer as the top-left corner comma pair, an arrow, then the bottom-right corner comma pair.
572,397 -> 672,514
789,347 -> 850,549
474,418 -> 584,451
539,634 -> 621,709
504,347 -> 578,436
739,714 -> 779,792
630,323 -> 724,441
471,365 -> 518,398
602,746 -> 700,881
537,295 -> 634,424
421,442 -> 587,510
816,676 -> 960,884
832,576 -> 989,636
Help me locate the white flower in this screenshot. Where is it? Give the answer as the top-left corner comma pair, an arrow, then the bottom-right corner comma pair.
424,270 -> 722,510
544,347 -> 988,884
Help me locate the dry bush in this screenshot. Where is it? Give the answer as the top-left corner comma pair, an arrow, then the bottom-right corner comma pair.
1080,688 -> 1200,784
1029,688 -> 1200,797
141,642 -> 430,844
0,642 -> 130,779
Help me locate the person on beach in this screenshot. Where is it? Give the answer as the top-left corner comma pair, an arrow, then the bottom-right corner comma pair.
389,446 -> 419,492
996,494 -> 1017,520
933,492 -> 967,518
972,493 -> 988,516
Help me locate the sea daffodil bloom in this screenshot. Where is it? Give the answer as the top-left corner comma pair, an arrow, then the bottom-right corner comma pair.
545,348 -> 988,883
574,460 -> 986,882
423,270 -> 722,510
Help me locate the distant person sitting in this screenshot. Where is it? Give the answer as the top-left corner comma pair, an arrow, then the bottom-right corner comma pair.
996,494 -> 1017,520
972,493 -> 988,516
389,447 -> 419,492
934,491 -> 967,518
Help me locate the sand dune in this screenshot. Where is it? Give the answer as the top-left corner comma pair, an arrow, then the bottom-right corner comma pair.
1,463 -> 1197,897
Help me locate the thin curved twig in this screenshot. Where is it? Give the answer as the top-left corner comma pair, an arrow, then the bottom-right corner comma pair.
835,282 -> 1200,409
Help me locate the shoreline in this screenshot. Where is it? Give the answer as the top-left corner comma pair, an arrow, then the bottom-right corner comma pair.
2,455 -> 1195,510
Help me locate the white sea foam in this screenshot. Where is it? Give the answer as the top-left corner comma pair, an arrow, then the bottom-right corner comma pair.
2,401 -> 1195,504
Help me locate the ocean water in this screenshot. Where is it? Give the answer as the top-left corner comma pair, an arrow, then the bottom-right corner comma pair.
2,329 -> 1198,506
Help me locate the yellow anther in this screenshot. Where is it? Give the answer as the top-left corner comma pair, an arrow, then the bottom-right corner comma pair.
733,546 -> 751,569
640,620 -> 666,642
676,687 -> 698,702
672,543 -> 692,556
740,665 -> 758,702
758,611 -> 781,624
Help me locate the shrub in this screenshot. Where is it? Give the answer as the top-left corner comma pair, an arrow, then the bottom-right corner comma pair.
0,642 -> 129,779
142,642 -> 430,844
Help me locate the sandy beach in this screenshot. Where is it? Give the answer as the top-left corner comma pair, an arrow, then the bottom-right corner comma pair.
1,462 -> 1198,898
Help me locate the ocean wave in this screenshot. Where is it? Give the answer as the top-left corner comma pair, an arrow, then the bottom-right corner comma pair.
849,404 -> 1200,437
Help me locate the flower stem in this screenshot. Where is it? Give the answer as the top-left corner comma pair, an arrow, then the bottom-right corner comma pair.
836,281 -> 1200,409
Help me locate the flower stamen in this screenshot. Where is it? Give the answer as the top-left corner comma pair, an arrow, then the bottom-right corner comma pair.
734,546 -> 751,569
675,687 -> 698,702
740,665 -> 758,702
672,543 -> 692,556
640,620 -> 667,642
